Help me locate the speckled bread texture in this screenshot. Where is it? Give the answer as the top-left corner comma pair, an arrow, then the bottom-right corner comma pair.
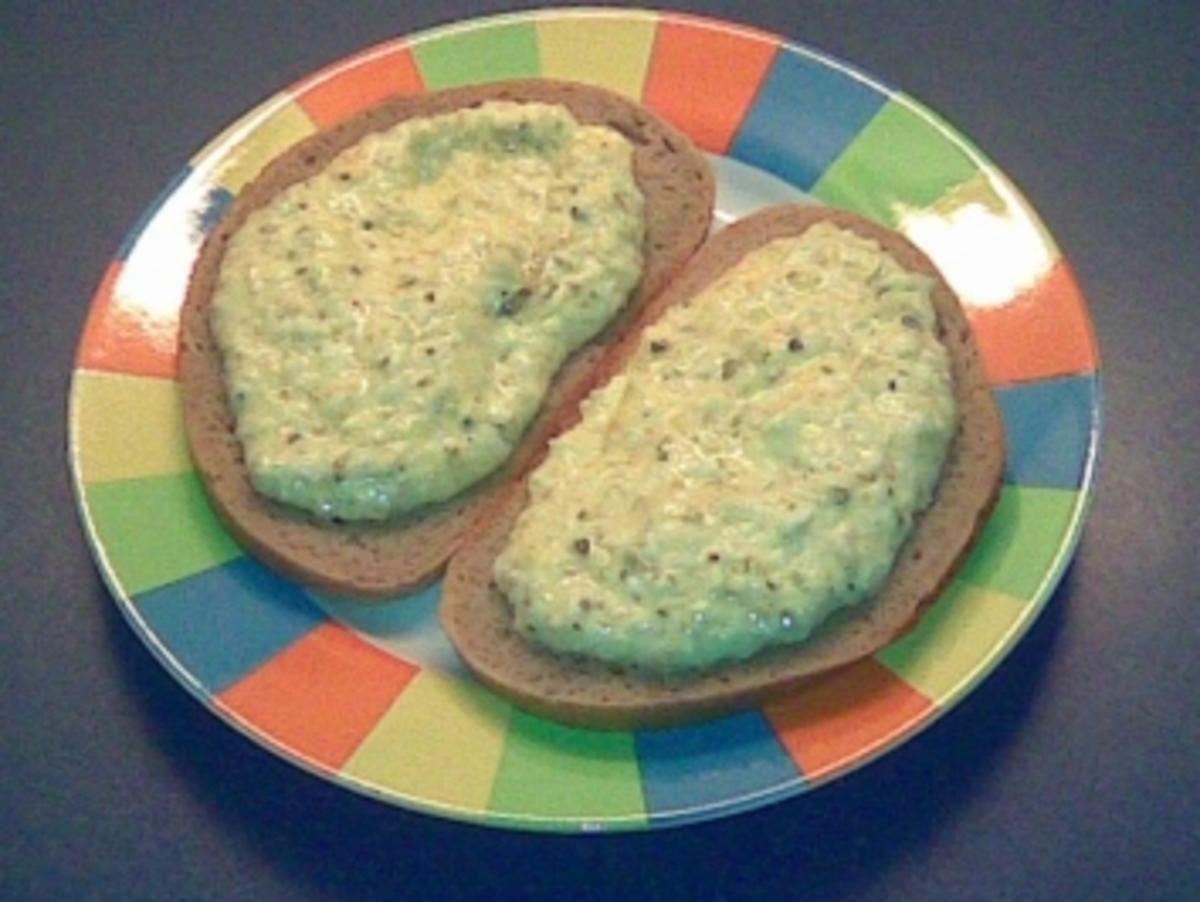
179,80 -> 715,600
441,205 -> 1006,729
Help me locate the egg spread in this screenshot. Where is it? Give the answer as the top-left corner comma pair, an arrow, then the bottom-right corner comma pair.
494,223 -> 957,672
210,102 -> 644,520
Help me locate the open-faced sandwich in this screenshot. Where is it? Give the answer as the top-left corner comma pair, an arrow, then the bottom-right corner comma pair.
179,80 -> 715,599
441,205 -> 1005,729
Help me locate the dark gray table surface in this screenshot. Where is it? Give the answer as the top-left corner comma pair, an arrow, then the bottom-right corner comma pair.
3,2 -> 1198,899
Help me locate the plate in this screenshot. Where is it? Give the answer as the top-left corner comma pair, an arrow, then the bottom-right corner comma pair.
69,9 -> 1101,831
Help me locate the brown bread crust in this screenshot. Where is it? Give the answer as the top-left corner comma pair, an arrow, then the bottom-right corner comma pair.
440,205 -> 1006,729
179,80 -> 715,599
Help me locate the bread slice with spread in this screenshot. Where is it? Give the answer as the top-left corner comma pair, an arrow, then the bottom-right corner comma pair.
179,80 -> 715,599
441,205 -> 1005,729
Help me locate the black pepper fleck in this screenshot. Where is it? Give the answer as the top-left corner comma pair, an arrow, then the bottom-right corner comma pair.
707,552 -> 721,563
887,379 -> 898,391
497,287 -> 531,317
573,538 -> 591,555
361,220 -> 374,231
901,314 -> 921,329
788,337 -> 805,352
649,339 -> 670,354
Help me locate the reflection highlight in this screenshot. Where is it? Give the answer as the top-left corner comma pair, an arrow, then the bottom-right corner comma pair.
899,172 -> 1057,309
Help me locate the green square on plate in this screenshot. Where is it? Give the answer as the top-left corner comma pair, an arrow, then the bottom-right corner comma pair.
413,21 -> 541,89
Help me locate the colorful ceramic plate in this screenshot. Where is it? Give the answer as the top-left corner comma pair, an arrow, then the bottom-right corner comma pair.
69,9 -> 1101,831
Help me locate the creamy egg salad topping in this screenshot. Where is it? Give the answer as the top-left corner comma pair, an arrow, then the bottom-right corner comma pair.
494,223 -> 957,672
211,102 -> 644,520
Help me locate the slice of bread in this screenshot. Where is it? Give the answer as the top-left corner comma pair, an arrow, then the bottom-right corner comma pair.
179,80 -> 715,600
441,205 -> 1006,729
